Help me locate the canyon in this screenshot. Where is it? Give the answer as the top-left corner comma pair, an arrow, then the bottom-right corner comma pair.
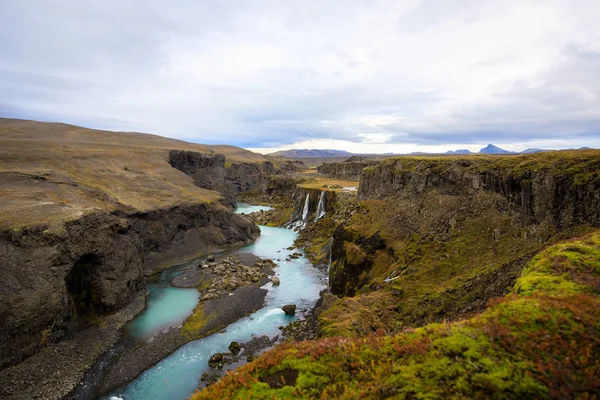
1,118 -> 599,399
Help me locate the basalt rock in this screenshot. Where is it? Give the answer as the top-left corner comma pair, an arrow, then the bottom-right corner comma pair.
357,153 -> 600,229
282,304 -> 297,315
0,203 -> 259,371
317,160 -> 378,180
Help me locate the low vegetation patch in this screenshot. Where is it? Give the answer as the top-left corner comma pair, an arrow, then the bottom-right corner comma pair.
192,232 -> 600,399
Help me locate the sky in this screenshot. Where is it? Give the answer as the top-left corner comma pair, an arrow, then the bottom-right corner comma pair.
1,0 -> 599,154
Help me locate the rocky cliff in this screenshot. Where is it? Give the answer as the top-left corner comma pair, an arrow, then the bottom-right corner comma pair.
168,150 -> 237,206
317,160 -> 376,180
316,151 -> 600,336
169,150 -> 306,206
0,119 -> 261,386
358,152 -> 600,228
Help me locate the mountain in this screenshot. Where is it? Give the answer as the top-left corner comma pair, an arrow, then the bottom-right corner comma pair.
446,149 -> 473,155
520,148 -> 547,154
270,149 -> 354,158
479,144 -> 513,154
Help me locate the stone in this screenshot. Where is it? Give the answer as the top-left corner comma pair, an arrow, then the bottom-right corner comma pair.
282,304 -> 296,315
207,255 -> 215,262
202,293 -> 218,301
228,341 -> 241,355
391,288 -> 404,297
271,277 -> 280,285
208,353 -> 223,368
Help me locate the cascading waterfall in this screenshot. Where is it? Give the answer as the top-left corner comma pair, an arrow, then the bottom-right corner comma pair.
314,191 -> 326,222
301,193 -> 310,222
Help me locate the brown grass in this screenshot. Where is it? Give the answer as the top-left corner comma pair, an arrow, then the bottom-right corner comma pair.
0,118 -> 266,229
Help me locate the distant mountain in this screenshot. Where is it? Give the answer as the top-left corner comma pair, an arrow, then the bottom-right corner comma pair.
446,149 -> 473,155
479,144 -> 512,154
520,148 -> 546,154
270,149 -> 354,158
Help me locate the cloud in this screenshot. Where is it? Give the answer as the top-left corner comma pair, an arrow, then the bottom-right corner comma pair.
1,0 -> 599,152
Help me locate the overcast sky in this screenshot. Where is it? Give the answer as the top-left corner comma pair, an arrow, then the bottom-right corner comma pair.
1,0 -> 599,153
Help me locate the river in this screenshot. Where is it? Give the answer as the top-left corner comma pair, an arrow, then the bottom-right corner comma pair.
104,204 -> 325,400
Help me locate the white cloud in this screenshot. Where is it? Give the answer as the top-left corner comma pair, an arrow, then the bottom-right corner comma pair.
1,0 -> 599,150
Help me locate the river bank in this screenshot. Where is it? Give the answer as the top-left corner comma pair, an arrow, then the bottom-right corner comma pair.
103,221 -> 326,400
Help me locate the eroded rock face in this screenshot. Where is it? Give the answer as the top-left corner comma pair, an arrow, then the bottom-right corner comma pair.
0,203 -> 259,370
169,150 -> 237,207
358,157 -> 600,228
0,211 -> 144,369
317,160 -> 377,180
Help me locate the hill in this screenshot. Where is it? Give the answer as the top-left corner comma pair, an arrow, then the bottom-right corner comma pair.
0,118 -> 267,229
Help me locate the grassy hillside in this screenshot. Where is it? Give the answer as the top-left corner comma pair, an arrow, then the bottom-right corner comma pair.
0,118 -> 267,229
193,231 -> 600,399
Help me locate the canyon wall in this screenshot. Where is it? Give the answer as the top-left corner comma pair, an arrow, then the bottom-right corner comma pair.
327,152 -> 600,300
0,203 -> 258,370
170,150 -> 306,204
357,155 -> 600,228
317,160 -> 376,180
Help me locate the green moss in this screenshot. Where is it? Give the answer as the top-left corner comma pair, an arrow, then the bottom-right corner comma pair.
343,242 -> 367,266
193,231 -> 600,399
515,232 -> 600,296
181,302 -> 212,340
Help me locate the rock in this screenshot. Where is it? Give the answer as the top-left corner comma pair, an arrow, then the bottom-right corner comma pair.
207,255 -> 215,262
208,353 -> 223,368
271,277 -> 280,285
201,293 -> 219,301
282,304 -> 296,315
228,341 -> 241,355
391,288 -> 404,297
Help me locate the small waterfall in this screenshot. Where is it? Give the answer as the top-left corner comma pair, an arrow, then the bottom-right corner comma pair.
314,191 -> 326,222
282,192 -> 312,231
327,237 -> 333,275
301,193 -> 310,222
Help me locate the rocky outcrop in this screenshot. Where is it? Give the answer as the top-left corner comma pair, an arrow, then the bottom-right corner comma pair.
266,176 -> 297,194
329,225 -> 387,297
226,159 -> 306,194
0,203 -> 259,371
358,153 -> 600,228
317,160 -> 377,180
169,150 -> 237,207
170,150 -> 306,204
130,203 -> 259,271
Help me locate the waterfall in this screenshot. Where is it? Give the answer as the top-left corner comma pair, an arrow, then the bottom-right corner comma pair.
301,193 -> 310,222
314,191 -> 326,222
282,192 -> 312,231
327,237 -> 333,274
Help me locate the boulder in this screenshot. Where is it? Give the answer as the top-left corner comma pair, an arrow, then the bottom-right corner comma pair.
282,304 -> 296,315
208,353 -> 223,368
271,277 -> 281,286
228,341 -> 241,355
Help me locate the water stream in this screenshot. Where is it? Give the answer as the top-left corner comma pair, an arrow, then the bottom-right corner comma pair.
234,203 -> 272,214
105,212 -> 326,400
315,191 -> 326,222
